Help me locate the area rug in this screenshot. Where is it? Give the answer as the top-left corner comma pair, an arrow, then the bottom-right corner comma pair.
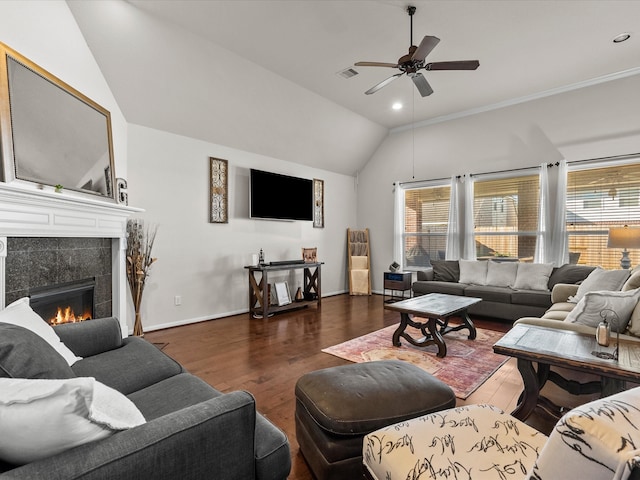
322,324 -> 507,399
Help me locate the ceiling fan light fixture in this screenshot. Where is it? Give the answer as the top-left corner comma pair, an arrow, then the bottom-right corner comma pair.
613,33 -> 631,43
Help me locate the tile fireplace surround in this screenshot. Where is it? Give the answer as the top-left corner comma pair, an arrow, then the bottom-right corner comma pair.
0,183 -> 141,337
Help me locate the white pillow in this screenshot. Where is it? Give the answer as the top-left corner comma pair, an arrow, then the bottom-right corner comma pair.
485,261 -> 518,288
0,297 -> 81,366
569,268 -> 630,303
565,289 -> 640,332
0,377 -> 146,464
458,260 -> 488,285
512,263 -> 554,291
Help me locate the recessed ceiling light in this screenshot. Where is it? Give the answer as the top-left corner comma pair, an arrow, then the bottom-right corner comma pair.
392,102 -> 403,110
613,33 -> 631,43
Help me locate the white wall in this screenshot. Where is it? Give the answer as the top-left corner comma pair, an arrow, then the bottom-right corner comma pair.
358,74 -> 640,292
127,124 -> 356,331
0,0 -> 128,180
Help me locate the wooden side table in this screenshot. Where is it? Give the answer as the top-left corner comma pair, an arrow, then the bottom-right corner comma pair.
383,271 -> 412,303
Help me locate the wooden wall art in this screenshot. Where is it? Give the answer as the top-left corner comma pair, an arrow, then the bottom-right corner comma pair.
209,157 -> 228,223
313,178 -> 324,228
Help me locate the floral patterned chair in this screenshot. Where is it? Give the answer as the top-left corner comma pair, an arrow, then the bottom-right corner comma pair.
363,386 -> 640,479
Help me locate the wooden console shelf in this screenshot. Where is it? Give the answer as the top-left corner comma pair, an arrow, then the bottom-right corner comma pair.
245,262 -> 323,318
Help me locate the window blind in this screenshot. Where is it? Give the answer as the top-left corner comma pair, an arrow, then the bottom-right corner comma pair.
473,174 -> 540,261
567,162 -> 640,269
403,185 -> 450,269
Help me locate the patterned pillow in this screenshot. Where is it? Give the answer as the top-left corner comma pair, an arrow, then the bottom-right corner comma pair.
565,289 -> 640,332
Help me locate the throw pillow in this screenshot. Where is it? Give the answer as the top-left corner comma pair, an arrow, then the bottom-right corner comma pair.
0,323 -> 75,379
622,270 -> 640,291
458,260 -> 488,285
431,260 -> 460,283
512,263 -> 554,291
626,301 -> 640,337
569,268 -> 631,303
548,264 -> 596,290
0,377 -> 146,465
485,261 -> 518,288
564,289 -> 640,332
0,298 -> 81,366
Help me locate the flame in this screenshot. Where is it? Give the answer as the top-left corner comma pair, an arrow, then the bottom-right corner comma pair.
49,306 -> 91,325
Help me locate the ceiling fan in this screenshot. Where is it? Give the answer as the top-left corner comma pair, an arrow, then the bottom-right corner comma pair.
355,5 -> 479,97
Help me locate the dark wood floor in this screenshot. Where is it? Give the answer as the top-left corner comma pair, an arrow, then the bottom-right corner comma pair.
145,294 -> 522,480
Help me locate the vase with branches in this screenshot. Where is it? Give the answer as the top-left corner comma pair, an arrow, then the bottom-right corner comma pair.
126,219 -> 158,337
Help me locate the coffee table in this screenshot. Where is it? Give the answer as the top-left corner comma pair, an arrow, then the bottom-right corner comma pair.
494,323 -> 640,425
384,293 -> 481,358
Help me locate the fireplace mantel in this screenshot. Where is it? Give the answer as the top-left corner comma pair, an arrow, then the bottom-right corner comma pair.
0,183 -> 142,336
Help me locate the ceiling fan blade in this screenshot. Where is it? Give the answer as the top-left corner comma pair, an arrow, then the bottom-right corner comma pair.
355,61 -> 399,68
411,73 -> 434,97
411,36 -> 440,62
425,60 -> 480,71
365,73 -> 403,95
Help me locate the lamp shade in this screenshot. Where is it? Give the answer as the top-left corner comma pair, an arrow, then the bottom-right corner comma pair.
608,227 -> 640,249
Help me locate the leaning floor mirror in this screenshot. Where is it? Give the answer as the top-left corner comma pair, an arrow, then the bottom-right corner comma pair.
0,42 -> 116,200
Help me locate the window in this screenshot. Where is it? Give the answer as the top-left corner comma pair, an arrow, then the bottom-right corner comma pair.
402,184 -> 450,269
473,173 -> 540,261
567,162 -> 640,269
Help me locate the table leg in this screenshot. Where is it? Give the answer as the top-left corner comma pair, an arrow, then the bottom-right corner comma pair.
437,310 -> 477,340
512,358 -> 541,421
392,314 -> 447,358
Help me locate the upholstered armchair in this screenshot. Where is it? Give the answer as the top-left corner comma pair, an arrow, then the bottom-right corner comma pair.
364,386 -> 640,479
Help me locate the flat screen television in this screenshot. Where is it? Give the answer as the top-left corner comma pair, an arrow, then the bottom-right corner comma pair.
250,169 -> 313,221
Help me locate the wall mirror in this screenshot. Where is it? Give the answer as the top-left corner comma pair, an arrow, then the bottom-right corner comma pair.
0,42 -> 115,199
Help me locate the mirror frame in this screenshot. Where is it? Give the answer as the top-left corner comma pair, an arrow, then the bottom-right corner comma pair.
0,42 -> 116,200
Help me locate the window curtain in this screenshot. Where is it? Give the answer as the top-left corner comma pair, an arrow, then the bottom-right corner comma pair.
462,175 -> 476,260
393,182 -> 404,266
534,163 -> 549,263
550,160 -> 568,266
445,176 -> 460,260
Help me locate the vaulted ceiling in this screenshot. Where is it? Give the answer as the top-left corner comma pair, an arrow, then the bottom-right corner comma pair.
67,0 -> 640,175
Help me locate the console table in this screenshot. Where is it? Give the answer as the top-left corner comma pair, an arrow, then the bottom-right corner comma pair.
245,262 -> 322,318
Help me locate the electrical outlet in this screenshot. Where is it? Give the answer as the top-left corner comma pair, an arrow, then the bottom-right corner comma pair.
174,295 -> 182,306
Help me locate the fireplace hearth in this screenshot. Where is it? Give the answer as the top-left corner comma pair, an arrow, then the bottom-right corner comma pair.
29,278 -> 95,325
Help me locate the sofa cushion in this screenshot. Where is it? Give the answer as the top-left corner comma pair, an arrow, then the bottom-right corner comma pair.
510,289 -> 553,309
548,264 -> 596,290
71,337 -> 183,395
0,377 -> 145,465
0,323 -> 75,379
485,260 -> 518,287
128,373 -> 222,420
513,263 -> 554,291
0,297 -> 80,366
565,289 -> 640,332
463,285 -> 512,303
458,259 -> 488,285
569,267 -> 630,303
431,260 -> 460,282
413,280 -> 466,296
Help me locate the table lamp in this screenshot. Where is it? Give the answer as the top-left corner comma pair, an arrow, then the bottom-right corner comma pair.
607,226 -> 640,269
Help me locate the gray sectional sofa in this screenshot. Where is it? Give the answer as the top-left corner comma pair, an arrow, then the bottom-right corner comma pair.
412,260 -> 596,322
0,317 -> 291,480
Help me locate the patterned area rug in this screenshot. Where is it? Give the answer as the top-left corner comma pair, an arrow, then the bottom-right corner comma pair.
322,324 -> 507,399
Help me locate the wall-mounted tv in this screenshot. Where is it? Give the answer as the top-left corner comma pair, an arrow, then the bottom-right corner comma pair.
250,169 -> 313,221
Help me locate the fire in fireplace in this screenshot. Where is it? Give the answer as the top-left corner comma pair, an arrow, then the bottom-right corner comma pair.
29,278 -> 95,326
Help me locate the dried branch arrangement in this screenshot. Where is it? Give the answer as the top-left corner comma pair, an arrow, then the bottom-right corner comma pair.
126,219 -> 158,336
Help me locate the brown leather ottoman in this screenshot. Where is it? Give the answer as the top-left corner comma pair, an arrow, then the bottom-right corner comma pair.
295,360 -> 456,480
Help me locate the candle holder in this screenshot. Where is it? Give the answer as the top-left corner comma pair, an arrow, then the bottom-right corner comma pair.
592,309 -> 619,361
